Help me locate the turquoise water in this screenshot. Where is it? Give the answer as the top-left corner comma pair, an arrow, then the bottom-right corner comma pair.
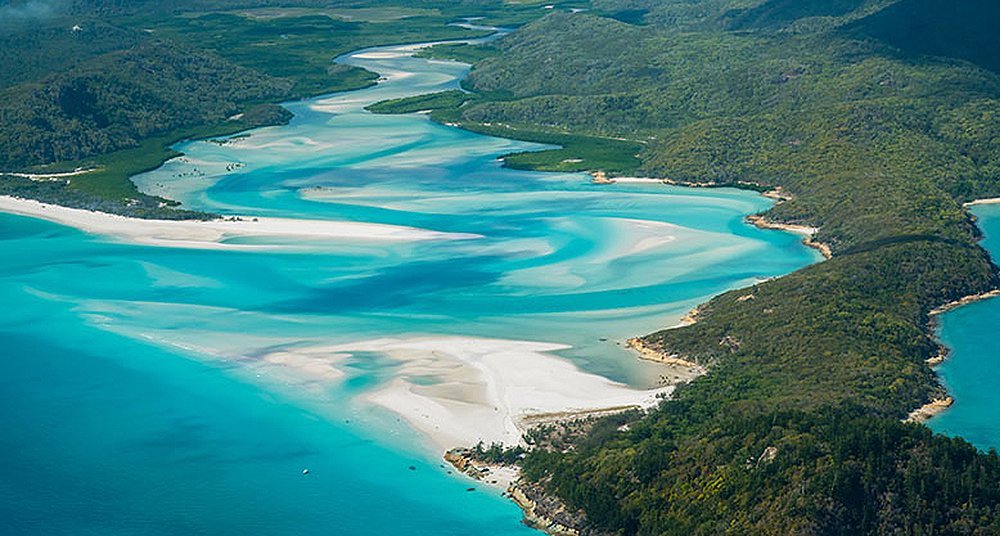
930,204 -> 1000,451
0,37 -> 818,534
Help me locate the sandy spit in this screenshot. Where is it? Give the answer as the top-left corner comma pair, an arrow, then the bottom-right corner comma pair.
0,195 -> 479,250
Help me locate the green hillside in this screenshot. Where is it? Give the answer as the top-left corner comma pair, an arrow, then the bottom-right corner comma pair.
847,0 -> 1000,74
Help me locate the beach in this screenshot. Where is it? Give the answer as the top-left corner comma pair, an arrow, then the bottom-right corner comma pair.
963,197 -> 1000,207
293,336 -> 697,451
0,195 -> 478,250
746,213 -> 832,259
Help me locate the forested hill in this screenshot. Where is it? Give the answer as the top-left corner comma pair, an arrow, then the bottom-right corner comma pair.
0,40 -> 292,169
846,0 -> 1000,74
370,0 -> 1000,532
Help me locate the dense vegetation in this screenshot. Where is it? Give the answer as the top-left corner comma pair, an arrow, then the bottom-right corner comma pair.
0,40 -> 292,168
523,404 -> 1000,534
365,0 -> 1000,532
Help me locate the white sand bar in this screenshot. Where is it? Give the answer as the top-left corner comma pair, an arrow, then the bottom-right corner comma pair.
0,196 -> 479,250
320,336 -> 674,451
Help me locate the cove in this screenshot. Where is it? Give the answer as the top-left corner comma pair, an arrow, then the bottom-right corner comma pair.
929,203 -> 1000,451
0,32 -> 819,534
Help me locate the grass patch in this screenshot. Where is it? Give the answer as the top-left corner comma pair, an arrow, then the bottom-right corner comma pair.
365,90 -> 471,114
467,123 -> 643,173
367,89 -> 642,174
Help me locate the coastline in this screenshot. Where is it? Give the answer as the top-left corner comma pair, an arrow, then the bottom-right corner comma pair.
626,336 -> 705,373
906,396 -> 954,423
926,348 -> 948,366
444,449 -> 592,536
347,19 -> 1000,534
312,336 -> 683,451
928,289 -> 1000,316
0,195 -> 478,250
963,197 -> 1000,207
746,213 -> 833,259
589,171 -> 769,192
914,200 -> 1000,426
5,168 -> 95,181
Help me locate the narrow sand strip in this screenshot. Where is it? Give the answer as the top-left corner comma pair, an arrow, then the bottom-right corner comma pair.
304,336 -> 684,451
964,197 -> 1000,207
6,168 -> 96,180
746,213 -> 832,259
605,177 -> 669,184
0,196 -> 479,250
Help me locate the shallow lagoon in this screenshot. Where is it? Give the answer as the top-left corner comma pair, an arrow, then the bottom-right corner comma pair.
0,39 -> 818,533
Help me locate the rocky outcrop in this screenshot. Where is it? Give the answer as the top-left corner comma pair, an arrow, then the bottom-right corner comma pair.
906,397 -> 954,423
627,337 -> 705,372
508,481 -> 603,536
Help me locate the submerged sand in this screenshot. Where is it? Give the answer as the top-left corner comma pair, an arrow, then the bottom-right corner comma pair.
273,336 -> 698,451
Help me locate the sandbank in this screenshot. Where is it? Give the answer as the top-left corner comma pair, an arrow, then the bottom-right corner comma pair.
312,336 -> 685,451
0,195 -> 478,250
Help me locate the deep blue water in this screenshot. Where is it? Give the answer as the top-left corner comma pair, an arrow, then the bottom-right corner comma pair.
930,204 -> 1000,451
0,36 -> 819,534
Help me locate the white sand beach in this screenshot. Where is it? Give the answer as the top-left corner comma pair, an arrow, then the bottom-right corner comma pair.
964,197 -> 1000,207
7,168 -> 96,181
607,177 -> 669,184
305,336 -> 683,451
0,196 -> 479,250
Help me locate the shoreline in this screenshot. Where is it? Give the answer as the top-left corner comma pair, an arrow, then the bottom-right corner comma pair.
917,290 -> 1000,421
589,171 -> 769,192
4,167 -> 96,181
626,336 -> 706,374
313,336 -> 684,451
444,449 -> 590,536
926,348 -> 948,367
906,396 -> 954,423
915,198 -> 1000,425
928,289 -> 1000,316
746,213 -> 833,259
963,197 -> 1000,207
0,195 -> 478,250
